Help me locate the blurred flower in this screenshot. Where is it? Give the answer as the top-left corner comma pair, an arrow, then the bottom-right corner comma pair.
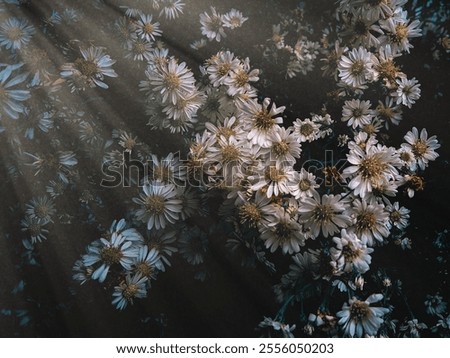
425,294 -> 447,316
222,9 -> 248,29
134,14 -> 162,42
399,319 -> 427,337
21,216 -> 50,243
0,17 -> 35,51
200,7 -> 226,42
0,64 -> 30,119
259,317 -> 296,338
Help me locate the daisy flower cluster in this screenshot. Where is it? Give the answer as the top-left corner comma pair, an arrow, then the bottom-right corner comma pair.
198,7 -> 248,43
0,0 -> 447,337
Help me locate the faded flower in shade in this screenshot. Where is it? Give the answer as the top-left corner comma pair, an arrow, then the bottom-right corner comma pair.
260,211 -> 306,254
112,273 -> 148,310
0,17 -> 35,51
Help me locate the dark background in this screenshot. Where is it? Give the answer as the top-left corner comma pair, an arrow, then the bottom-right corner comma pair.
0,0 -> 448,337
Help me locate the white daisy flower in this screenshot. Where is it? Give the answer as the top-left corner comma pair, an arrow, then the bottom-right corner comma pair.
341,99 -> 374,129
159,0 -> 185,20
347,197 -> 390,247
393,77 -> 421,108
260,211 -> 306,254
401,127 -> 440,170
266,126 -> 302,164
343,142 -> 401,198
289,168 -> 320,200
133,182 -> 183,230
293,118 -> 320,143
385,200 -> 410,230
375,97 -> 403,128
338,46 -> 376,88
0,17 -> 35,51
380,12 -> 422,53
134,14 -> 162,42
20,216 -> 50,244
133,246 -> 163,280
146,58 -> 196,105
342,16 -> 381,48
238,97 -> 284,148
237,190 -> 277,229
83,232 -> 139,283
147,152 -> 186,184
60,46 -> 117,90
354,0 -> 394,21
200,7 -> 226,42
125,36 -> 154,62
206,51 -> 241,87
224,57 -> 259,97
162,88 -> 204,122
397,146 -> 416,171
250,161 -> 295,198
222,9 -> 248,29
330,229 -> 374,274
298,192 -> 352,238
25,196 -> 56,223
337,294 -> 390,337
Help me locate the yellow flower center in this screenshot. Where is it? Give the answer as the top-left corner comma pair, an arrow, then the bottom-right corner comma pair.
101,246 -> 123,265
145,195 -> 166,215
